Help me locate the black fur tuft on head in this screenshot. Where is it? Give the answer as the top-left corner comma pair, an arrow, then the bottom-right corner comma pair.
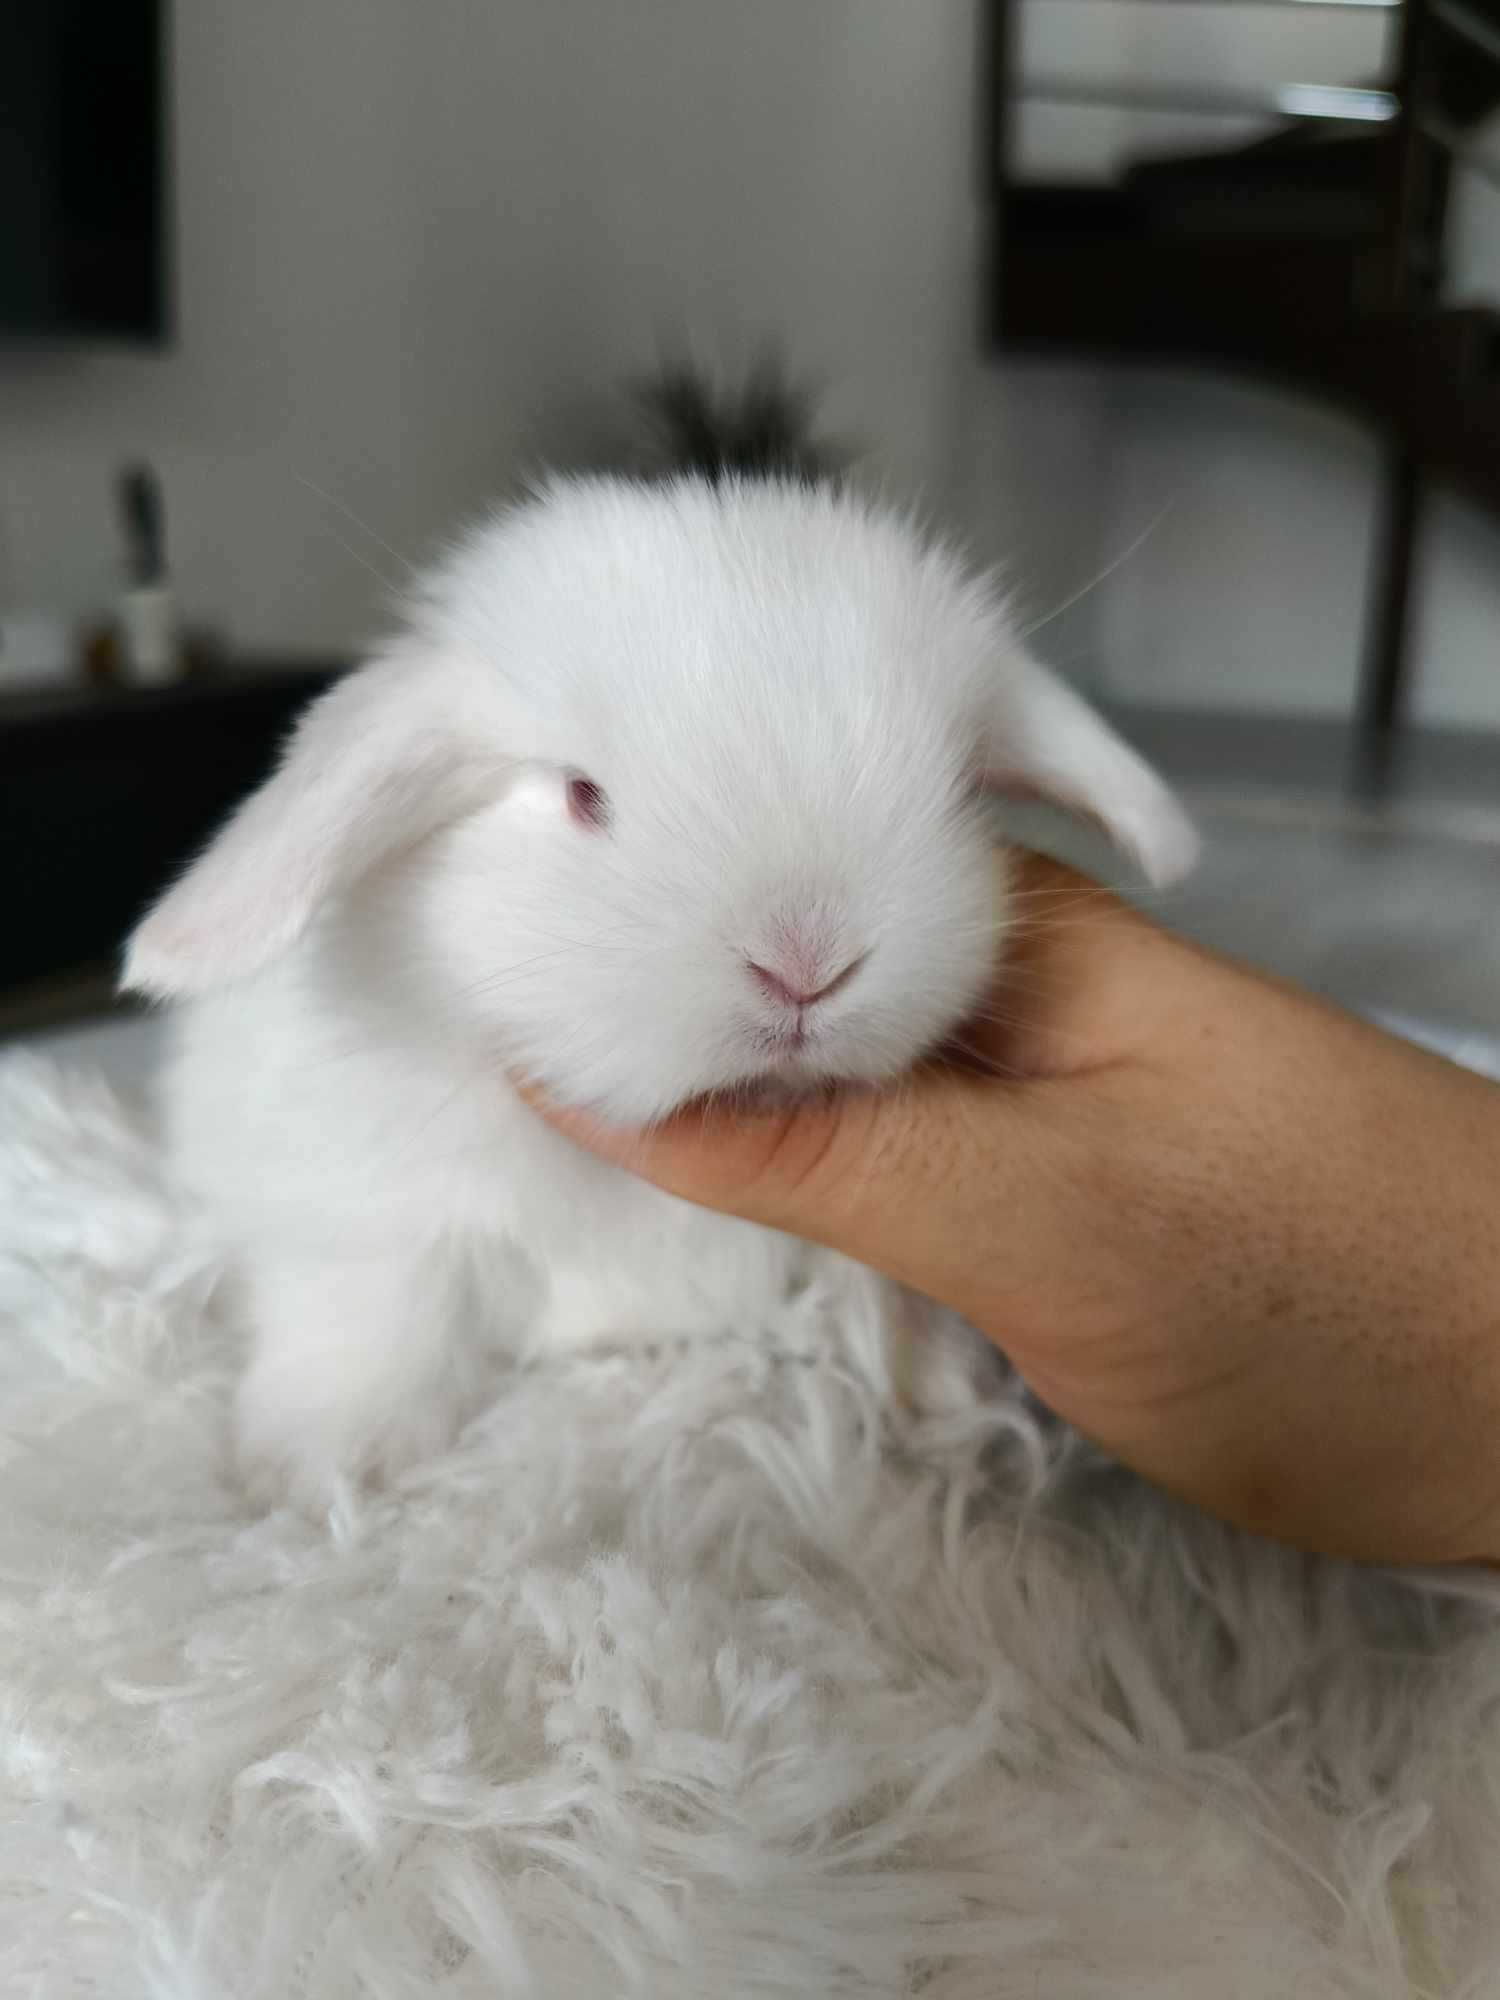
631,353 -> 847,487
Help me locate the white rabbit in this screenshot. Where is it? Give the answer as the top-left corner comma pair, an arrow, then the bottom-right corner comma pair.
124,470 -> 1195,1509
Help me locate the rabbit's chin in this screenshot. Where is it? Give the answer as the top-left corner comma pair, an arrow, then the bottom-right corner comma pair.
709,1074 -> 845,1115
664,1049 -> 908,1122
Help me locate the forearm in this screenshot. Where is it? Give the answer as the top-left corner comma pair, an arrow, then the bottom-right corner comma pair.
1000,938 -> 1500,1565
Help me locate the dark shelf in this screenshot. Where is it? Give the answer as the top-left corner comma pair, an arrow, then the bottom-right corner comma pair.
0,658 -> 344,993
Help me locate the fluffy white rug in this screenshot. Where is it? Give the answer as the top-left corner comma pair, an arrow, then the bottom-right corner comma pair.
4,1052 -> 1500,1998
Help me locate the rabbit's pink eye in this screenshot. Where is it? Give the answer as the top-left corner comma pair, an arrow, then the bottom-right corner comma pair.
567,774 -> 609,829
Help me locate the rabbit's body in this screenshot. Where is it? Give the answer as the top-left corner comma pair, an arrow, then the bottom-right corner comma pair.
166,911 -> 823,1503
130,472 -> 1195,1507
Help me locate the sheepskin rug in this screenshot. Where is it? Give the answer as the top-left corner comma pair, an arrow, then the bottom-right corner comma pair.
4,1051 -> 1500,1998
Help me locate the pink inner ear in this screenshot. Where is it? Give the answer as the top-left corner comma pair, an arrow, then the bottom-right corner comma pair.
984,769 -> 1048,804
983,766 -> 1084,815
983,766 -> 1113,843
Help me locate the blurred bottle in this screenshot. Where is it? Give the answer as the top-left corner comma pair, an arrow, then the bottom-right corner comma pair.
116,461 -> 183,685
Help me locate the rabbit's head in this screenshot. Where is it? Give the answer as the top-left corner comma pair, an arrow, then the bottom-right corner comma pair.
126,478 -> 1195,1123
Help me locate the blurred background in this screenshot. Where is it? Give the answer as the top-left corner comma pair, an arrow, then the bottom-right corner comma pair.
2,0 -> 1498,1075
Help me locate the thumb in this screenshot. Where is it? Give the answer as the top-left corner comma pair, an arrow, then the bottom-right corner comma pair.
513,1064 -> 1083,1319
515,1080 -> 902,1233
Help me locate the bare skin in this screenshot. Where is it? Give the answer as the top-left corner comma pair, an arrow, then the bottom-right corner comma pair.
520,852 -> 1500,1567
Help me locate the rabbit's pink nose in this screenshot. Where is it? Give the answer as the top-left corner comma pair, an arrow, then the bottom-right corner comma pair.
747,952 -> 866,1010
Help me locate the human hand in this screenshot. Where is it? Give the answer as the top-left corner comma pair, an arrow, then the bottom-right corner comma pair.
520,853 -> 1500,1566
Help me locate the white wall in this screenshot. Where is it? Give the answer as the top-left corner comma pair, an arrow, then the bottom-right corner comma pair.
0,0 -> 996,657
2,0 -> 1496,728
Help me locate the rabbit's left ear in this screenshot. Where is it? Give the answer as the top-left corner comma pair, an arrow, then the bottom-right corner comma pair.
981,650 -> 1198,887
122,656 -> 513,999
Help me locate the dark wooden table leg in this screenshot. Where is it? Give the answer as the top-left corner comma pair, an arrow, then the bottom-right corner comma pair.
1355,442 -> 1424,799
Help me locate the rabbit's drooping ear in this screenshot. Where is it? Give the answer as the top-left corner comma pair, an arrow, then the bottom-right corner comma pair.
123,658 -> 509,999
982,650 -> 1198,887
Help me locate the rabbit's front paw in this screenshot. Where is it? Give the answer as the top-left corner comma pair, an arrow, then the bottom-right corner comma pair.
232,1350 -> 474,1513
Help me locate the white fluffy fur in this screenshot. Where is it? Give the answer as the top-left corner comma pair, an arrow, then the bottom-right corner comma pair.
120,476 -> 1195,1506
5,1049 -> 1500,1996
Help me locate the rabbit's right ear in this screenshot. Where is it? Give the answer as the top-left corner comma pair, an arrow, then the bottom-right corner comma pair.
981,649 -> 1198,888
123,658 -> 511,999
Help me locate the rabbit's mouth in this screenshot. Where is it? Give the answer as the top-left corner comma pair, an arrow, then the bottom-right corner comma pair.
744,1031 -> 831,1090
759,1020 -> 809,1057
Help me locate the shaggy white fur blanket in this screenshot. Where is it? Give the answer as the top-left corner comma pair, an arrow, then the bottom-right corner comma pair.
4,1052 -> 1500,1998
